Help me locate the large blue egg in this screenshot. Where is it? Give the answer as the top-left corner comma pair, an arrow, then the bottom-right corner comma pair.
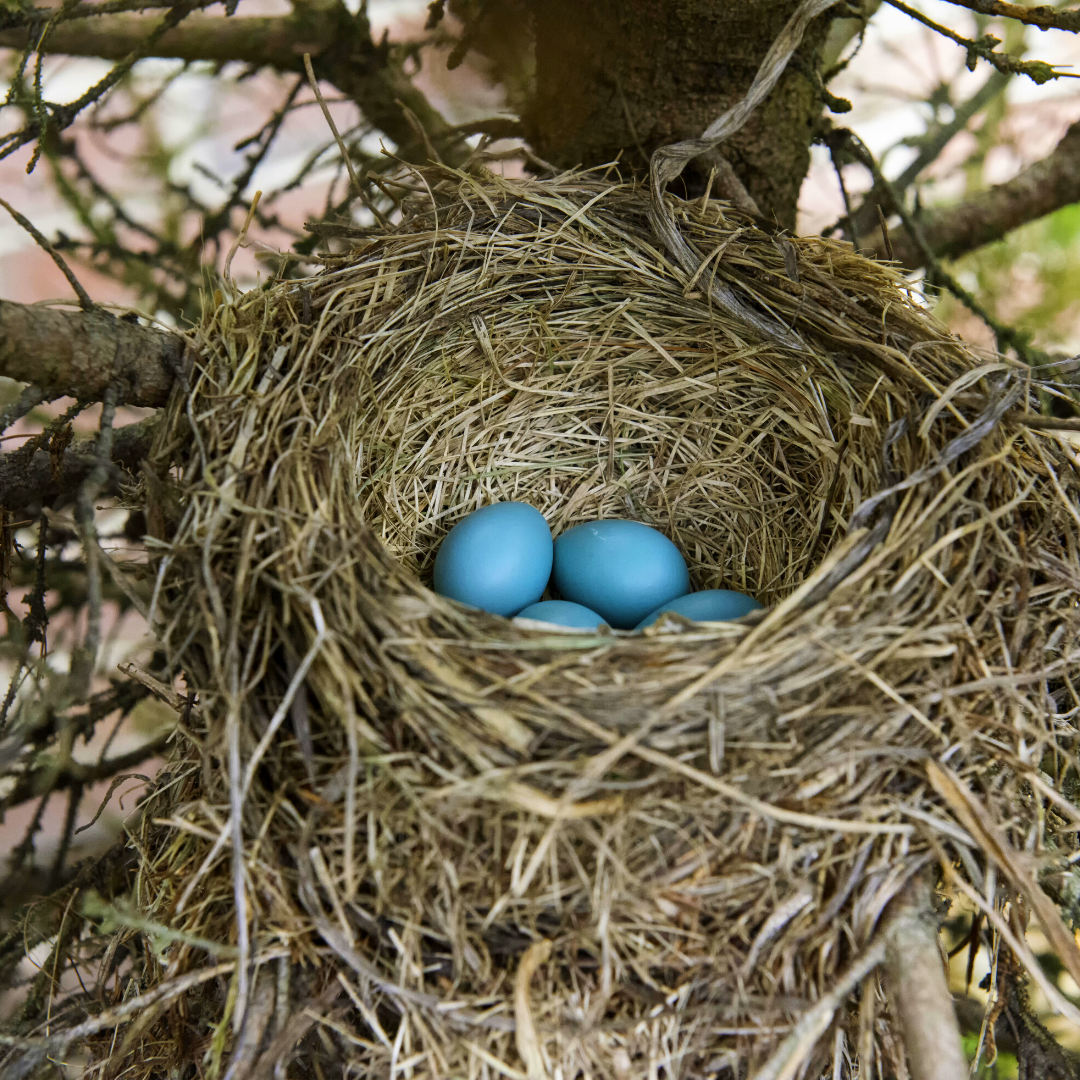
433,502 -> 552,617
515,600 -> 606,630
635,589 -> 763,630
553,519 -> 690,630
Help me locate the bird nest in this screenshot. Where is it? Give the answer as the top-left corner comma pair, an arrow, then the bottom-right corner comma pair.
83,169 -> 1080,1079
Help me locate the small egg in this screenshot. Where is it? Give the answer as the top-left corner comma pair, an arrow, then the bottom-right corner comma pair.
553,519 -> 690,630
433,502 -> 552,617
515,600 -> 606,630
635,589 -> 763,630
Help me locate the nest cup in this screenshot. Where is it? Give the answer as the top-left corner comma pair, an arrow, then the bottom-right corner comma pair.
128,170 -> 1080,1080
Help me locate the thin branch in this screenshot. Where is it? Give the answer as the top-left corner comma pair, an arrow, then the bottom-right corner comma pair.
883,876 -> 968,1080
0,9 -> 307,69
0,384 -> 45,434
0,0 -> 210,165
0,513 -> 48,739
835,68 -> 1010,243
0,196 -> 94,310
884,0 -> 1079,83
70,383 -> 117,699
829,126 -> 1041,358
938,0 -> 1080,33
304,51 -> 358,192
0,732 -> 171,813
0,413 -> 160,516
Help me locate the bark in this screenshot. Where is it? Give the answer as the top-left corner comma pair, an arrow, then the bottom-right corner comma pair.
866,119 -> 1080,268
523,0 -> 830,229
0,301 -> 181,407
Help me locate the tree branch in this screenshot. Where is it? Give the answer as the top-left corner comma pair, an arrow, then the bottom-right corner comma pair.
939,0 -> 1080,34
885,0 -> 1078,83
0,414 -> 161,513
0,0 -> 468,165
883,876 -> 968,1080
0,11 -> 333,69
864,119 -> 1080,267
840,69 -> 1009,243
0,731 -> 170,813
0,301 -> 182,406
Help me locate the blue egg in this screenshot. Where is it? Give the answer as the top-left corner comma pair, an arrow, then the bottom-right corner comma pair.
635,589 -> 763,630
553,519 -> 690,630
433,502 -> 552,617
515,600 -> 606,630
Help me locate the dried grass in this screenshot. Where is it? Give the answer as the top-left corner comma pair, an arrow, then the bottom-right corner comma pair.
72,168 -> 1080,1078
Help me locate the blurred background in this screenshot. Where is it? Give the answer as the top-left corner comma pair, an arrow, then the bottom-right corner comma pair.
0,0 -> 1078,1068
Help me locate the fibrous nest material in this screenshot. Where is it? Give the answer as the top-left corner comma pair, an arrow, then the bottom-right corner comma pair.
68,169 -> 1080,1078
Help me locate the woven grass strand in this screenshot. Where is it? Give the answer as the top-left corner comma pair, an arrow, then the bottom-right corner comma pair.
648,0 -> 842,348
48,169 -> 1080,1080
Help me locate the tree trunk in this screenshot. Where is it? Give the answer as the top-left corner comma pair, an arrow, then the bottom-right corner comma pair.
523,0 -> 828,229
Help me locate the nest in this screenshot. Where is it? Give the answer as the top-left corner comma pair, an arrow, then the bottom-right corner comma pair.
95,169 -> 1080,1079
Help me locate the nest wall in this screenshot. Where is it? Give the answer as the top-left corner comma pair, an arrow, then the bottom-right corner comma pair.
117,172 -> 1080,1080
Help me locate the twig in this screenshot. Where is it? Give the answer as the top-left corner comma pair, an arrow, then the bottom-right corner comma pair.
0,732 -> 172,813
882,876 -> 967,1080
837,69 -> 1010,243
0,384 -> 46,435
829,140 -> 861,252
876,204 -> 894,262
222,190 -> 262,289
116,662 -> 193,713
303,53 -> 389,228
884,0 -> 1079,83
0,512 -> 48,739
0,196 -> 94,310
75,772 -> 153,835
6,791 -> 48,874
830,127 -> 1041,360
938,0 -> 1080,33
49,783 -> 82,888
71,384 -> 118,700
304,53 -> 362,198
1009,413 -> 1080,432
0,0 -> 208,165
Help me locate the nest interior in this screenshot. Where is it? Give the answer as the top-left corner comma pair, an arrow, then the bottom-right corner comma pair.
86,170 -> 1080,1080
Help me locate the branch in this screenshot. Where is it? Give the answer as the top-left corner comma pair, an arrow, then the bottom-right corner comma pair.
0,413 -> 162,513
840,69 -> 1009,243
939,0 -> 1080,33
883,876 -> 968,1080
0,11 -> 330,68
865,119 -> 1080,267
0,301 -> 182,406
0,0 -> 468,166
0,731 -> 170,813
885,0 -> 1079,83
